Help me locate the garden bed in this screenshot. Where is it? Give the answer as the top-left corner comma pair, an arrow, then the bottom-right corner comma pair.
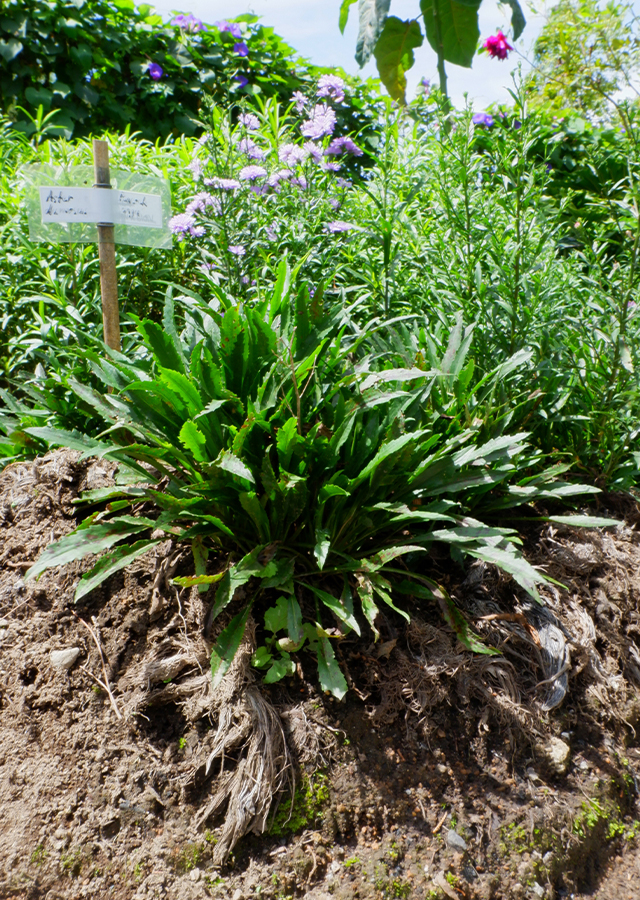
0,451 -> 639,900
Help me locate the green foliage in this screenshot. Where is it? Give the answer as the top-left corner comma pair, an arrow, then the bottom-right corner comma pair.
526,0 -> 640,119
24,263 -> 603,694
0,0 -> 309,140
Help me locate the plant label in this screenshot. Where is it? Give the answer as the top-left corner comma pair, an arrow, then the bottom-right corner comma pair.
38,186 -> 164,228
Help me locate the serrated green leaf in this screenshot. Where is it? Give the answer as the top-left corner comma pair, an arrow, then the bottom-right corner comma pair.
213,449 -> 254,483
211,604 -> 253,689
138,319 -> 185,373
355,573 -> 380,639
26,518 -> 152,581
179,420 -> 208,463
75,539 -> 161,601
369,572 -> 410,622
210,546 -> 269,621
358,544 -> 424,572
317,636 -> 348,699
306,584 -> 361,635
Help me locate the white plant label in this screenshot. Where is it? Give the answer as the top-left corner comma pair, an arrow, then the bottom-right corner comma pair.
38,186 -> 163,228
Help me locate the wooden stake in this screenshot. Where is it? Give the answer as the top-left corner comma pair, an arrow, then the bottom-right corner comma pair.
93,139 -> 121,352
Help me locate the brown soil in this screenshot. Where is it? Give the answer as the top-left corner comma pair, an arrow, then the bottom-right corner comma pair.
1,451 -> 639,900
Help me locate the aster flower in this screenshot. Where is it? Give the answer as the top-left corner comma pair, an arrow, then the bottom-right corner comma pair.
301,104 -> 336,140
229,245 -> 246,256
238,165 -> 267,181
250,184 -> 269,196
206,176 -> 241,191
304,141 -> 324,163
238,137 -> 266,160
472,112 -> 494,128
335,177 -> 352,189
321,161 -> 342,172
278,143 -> 308,166
186,192 -> 219,216
325,136 -> 363,157
317,74 -> 345,103
268,169 -> 293,189
148,62 -> 163,81
239,112 -> 260,131
483,31 -> 513,60
234,41 -> 249,57
326,220 -> 355,233
169,213 -> 202,238
291,91 -> 307,113
216,19 -> 242,39
420,77 -> 430,95
187,158 -> 202,180
291,174 -> 308,189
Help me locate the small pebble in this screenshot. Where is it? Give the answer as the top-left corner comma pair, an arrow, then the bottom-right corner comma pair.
188,868 -> 202,882
446,829 -> 468,852
50,648 -> 81,670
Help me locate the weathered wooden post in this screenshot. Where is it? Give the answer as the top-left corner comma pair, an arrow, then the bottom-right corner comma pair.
93,139 -> 121,352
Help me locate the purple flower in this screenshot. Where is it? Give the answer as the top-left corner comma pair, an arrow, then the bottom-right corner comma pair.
291,174 -> 307,190
513,119 -> 522,129
216,19 -> 242,39
329,198 -> 340,210
250,184 -> 269,196
291,91 -> 307,113
325,136 -> 363,157
238,165 -> 267,181
266,225 -> 278,241
171,14 -> 205,32
187,158 -> 202,180
472,112 -> 494,128
301,104 -> 336,140
148,62 -> 163,81
239,112 -> 260,130
335,177 -> 352,189
234,41 -> 249,57
186,192 -> 219,215
229,245 -> 246,256
206,176 -> 241,191
321,161 -> 342,172
238,137 -> 266,160
326,221 -> 355,233
317,74 -> 345,103
234,75 -> 248,88
268,169 -> 292,188
241,275 -> 250,284
278,143 -> 308,166
304,141 -> 324,162
169,213 -> 202,238
420,77 -> 430,95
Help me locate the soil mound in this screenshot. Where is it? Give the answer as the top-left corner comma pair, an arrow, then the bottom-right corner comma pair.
1,451 -> 639,900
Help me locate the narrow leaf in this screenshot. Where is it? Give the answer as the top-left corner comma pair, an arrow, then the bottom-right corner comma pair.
317,636 -> 348,699
75,539 -> 161,601
433,585 -> 500,655
355,573 -> 380,639
548,515 -> 619,528
314,527 -> 331,571
306,584 -> 361,635
339,0 -> 358,33
211,605 -> 253,689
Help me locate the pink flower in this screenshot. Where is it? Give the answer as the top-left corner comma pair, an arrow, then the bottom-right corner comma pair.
483,31 -> 513,61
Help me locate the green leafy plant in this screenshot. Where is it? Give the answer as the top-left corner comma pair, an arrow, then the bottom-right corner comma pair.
24,262 -> 610,696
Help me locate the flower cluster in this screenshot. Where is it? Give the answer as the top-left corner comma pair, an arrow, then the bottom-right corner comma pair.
215,19 -> 242,39
472,112 -> 494,128
301,104 -> 337,140
317,74 -> 345,104
171,13 -> 205,32
168,213 -> 205,238
483,31 -> 513,61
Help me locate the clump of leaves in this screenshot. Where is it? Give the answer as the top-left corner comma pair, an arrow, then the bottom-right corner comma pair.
25,263 -> 611,696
